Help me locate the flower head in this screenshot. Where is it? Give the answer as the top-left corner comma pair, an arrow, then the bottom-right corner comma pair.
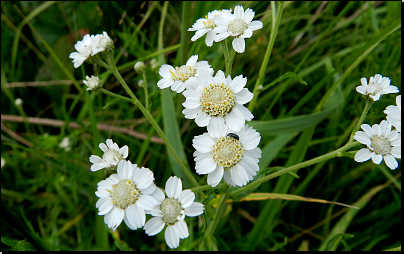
91,31 -> 114,56
354,120 -> 401,170
69,34 -> 93,68
83,75 -> 102,91
182,70 -> 254,138
144,176 -> 204,249
188,9 -> 231,46
89,139 -> 128,171
356,74 -> 399,101
157,55 -> 213,93
384,95 -> 401,132
192,124 -> 262,187
59,137 -> 71,152
214,5 -> 263,53
95,160 -> 158,231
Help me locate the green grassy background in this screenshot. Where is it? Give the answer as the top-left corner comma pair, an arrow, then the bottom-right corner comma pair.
1,1 -> 401,251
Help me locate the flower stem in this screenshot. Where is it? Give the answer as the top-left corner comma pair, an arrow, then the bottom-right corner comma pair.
348,99 -> 373,143
202,186 -> 230,245
222,39 -> 235,77
230,141 -> 360,197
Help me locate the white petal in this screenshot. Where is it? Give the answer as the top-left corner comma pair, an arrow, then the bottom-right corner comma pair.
207,116 -> 227,138
89,155 -> 102,164
235,104 -> 254,121
195,157 -> 217,174
371,124 -> 382,136
133,167 -> 154,189
225,108 -> 245,132
125,204 -> 145,229
230,75 -> 247,94
97,199 -> 113,215
194,111 -> 211,127
232,37 -> 245,53
144,217 -> 165,236
178,190 -> 195,208
390,146 -> 401,158
192,133 -> 215,153
174,220 -> 189,239
223,169 -> 235,186
383,154 -> 398,170
136,194 -> 158,211
360,124 -> 373,137
184,202 -> 204,217
108,207 -> 125,231
165,176 -> 183,199
120,145 -> 129,158
248,20 -> 263,31
99,142 -> 108,152
231,164 -> 249,186
165,225 -> 180,249
353,131 -> 372,146
90,162 -> 109,172
371,153 -> 383,164
235,88 -> 253,104
207,166 -> 224,187
354,148 -> 372,162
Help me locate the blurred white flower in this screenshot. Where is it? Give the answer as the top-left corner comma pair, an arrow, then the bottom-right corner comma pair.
354,120 -> 401,170
15,98 -> 23,107
89,139 -> 128,171
1,157 -> 5,168
69,34 -> 93,68
95,160 -> 158,231
214,5 -> 263,53
83,75 -> 102,91
134,61 -> 146,73
182,70 -> 253,138
192,124 -> 262,187
59,137 -> 71,152
384,95 -> 401,132
356,74 -> 399,101
188,9 -> 231,46
157,55 -> 213,93
144,176 -> 204,249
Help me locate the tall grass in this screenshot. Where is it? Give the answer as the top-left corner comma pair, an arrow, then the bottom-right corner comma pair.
1,1 -> 401,251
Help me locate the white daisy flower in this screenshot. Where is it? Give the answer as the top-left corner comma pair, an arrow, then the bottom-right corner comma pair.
89,139 -> 129,172
188,9 -> 231,47
157,55 -> 213,93
192,124 -> 262,187
91,31 -> 114,55
214,5 -> 263,53
83,75 -> 102,91
354,120 -> 401,170
144,176 -> 204,249
384,95 -> 401,132
356,74 -> 399,101
182,69 -> 254,138
69,34 -> 93,68
95,160 -> 158,231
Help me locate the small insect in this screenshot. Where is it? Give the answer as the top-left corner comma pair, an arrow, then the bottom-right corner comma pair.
226,133 -> 239,140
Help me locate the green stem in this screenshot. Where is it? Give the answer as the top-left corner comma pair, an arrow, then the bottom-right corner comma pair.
231,141 -> 360,197
202,186 -> 230,246
221,40 -> 235,77
248,1 -> 284,112
348,99 -> 373,142
190,183 -> 227,193
142,71 -> 149,110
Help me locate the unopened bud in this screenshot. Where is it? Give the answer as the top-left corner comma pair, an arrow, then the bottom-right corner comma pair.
84,75 -> 102,91
15,98 -> 23,107
134,62 -> 146,73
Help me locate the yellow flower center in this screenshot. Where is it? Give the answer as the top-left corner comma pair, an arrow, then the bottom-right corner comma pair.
200,83 -> 236,116
212,135 -> 244,169
110,180 -> 139,209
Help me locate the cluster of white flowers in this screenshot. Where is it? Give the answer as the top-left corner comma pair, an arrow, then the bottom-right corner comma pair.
354,74 -> 401,170
157,6 -> 263,188
69,31 -> 113,68
188,5 -> 263,53
89,139 -> 204,249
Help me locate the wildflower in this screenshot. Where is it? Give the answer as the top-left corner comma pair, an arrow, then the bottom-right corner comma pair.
214,5 -> 263,53
69,34 -> 93,68
95,160 -> 158,231
91,31 -> 114,55
144,176 -> 204,249
356,74 -> 399,101
182,70 -> 254,138
157,55 -> 213,93
59,137 -> 71,152
1,157 -> 5,168
89,139 -> 128,171
188,9 -> 231,47
384,95 -> 401,132
354,120 -> 401,170
83,75 -> 102,91
192,124 -> 262,187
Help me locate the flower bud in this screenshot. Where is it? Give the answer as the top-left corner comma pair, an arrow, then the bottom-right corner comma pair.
134,61 -> 146,73
83,75 -> 102,91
